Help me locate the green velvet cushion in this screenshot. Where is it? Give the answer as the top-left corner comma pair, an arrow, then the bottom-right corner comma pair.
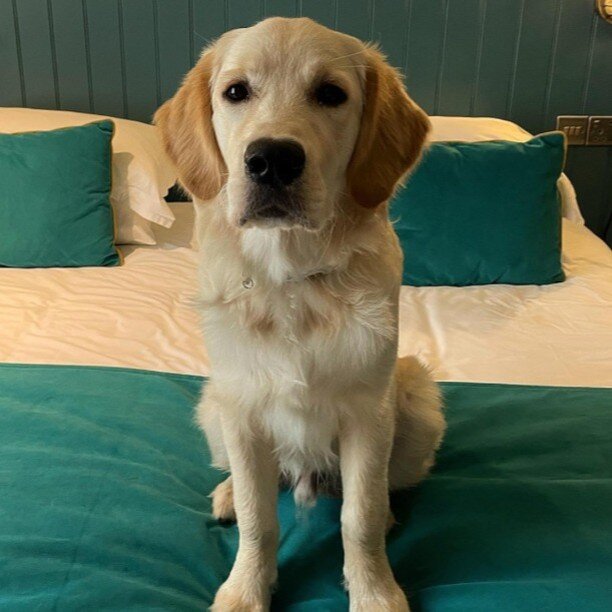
0,121 -> 120,267
392,133 -> 566,286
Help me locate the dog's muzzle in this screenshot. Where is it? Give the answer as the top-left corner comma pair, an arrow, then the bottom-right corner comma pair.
241,138 -> 306,224
245,138 -> 305,187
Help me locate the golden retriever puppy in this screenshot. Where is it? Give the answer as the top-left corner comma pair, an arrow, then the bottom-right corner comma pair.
155,17 -> 445,612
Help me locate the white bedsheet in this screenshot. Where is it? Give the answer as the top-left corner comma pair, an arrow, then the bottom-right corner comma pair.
1,203 -> 610,387
398,220 -> 612,387
0,204 -> 207,376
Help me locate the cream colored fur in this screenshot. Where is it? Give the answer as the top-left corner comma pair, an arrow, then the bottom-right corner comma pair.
155,17 -> 445,612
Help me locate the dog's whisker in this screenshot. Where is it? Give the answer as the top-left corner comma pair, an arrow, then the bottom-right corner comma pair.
330,49 -> 367,62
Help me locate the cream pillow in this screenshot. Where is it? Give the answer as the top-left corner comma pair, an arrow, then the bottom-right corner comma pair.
0,107 -> 178,244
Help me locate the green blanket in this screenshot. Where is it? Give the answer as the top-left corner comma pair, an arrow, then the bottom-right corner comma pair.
0,364 -> 610,611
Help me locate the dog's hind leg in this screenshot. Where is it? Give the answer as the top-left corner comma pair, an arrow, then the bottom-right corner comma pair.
196,384 -> 236,521
211,475 -> 236,522
195,383 -> 230,471
388,356 -> 446,491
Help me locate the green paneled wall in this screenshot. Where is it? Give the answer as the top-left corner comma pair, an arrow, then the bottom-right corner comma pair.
1,0 -> 610,242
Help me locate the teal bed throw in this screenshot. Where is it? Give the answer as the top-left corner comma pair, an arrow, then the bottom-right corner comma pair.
0,364 -> 610,611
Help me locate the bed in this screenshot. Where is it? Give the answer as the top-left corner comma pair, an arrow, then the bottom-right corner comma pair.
1,150 -> 611,609
0,203 -> 612,611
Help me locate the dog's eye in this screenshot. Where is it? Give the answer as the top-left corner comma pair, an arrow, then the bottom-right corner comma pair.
224,82 -> 250,103
315,82 -> 347,107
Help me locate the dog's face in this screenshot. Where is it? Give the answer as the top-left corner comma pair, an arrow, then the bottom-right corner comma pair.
156,17 -> 429,231
211,20 -> 365,230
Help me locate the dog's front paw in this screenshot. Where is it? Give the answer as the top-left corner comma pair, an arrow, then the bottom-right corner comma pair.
349,583 -> 410,612
210,580 -> 269,611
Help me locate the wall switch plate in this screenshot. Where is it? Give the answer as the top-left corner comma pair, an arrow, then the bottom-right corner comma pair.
587,116 -> 612,146
556,115 -> 588,145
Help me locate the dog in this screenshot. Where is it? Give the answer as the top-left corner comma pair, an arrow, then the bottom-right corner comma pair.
155,17 -> 445,612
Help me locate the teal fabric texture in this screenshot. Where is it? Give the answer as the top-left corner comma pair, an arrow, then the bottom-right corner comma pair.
0,364 -> 610,611
392,133 -> 566,286
0,121 -> 120,267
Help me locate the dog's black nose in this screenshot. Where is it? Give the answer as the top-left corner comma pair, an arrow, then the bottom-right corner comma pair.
245,138 -> 305,187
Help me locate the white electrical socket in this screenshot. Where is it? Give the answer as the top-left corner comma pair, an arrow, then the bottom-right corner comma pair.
587,116 -> 612,146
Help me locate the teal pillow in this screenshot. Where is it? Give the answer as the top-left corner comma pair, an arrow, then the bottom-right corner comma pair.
0,120 -> 120,267
392,133 -> 566,286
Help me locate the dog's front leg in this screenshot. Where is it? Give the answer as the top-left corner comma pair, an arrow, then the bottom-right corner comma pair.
211,416 -> 279,612
340,394 -> 409,612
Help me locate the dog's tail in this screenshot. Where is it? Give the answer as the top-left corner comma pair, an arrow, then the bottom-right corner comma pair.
389,356 -> 446,490
395,356 -> 443,414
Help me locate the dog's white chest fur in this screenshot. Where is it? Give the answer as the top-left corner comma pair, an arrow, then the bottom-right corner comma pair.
198,228 -> 398,483
204,279 -> 394,481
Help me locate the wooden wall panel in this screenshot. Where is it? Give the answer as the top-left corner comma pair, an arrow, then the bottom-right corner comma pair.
192,0 -> 225,58
13,0 -> 57,109
509,0 -> 559,133
264,0 -> 298,18
405,0 -> 446,112
121,0 -> 159,121
566,147 -> 612,236
227,0 -> 262,29
543,0 -> 594,128
585,16 -> 612,112
51,0 -> 90,112
299,0 -> 336,28
157,0 -> 191,101
0,0 -> 25,106
85,0 -> 125,117
369,0 -> 410,73
335,0 -> 372,40
436,0 -> 482,116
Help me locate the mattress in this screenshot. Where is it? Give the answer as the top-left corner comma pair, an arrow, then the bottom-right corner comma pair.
1,202 -> 611,611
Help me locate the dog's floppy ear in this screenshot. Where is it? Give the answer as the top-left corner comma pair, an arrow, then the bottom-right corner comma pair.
154,47 -> 226,200
347,47 -> 430,208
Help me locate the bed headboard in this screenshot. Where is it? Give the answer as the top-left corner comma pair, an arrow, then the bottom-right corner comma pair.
1,0 -> 610,244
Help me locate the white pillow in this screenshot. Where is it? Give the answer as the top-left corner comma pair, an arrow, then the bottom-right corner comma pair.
113,205 -> 157,246
428,116 -> 585,225
0,107 -> 178,244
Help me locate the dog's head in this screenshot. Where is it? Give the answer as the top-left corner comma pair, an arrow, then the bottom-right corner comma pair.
155,17 -> 429,231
